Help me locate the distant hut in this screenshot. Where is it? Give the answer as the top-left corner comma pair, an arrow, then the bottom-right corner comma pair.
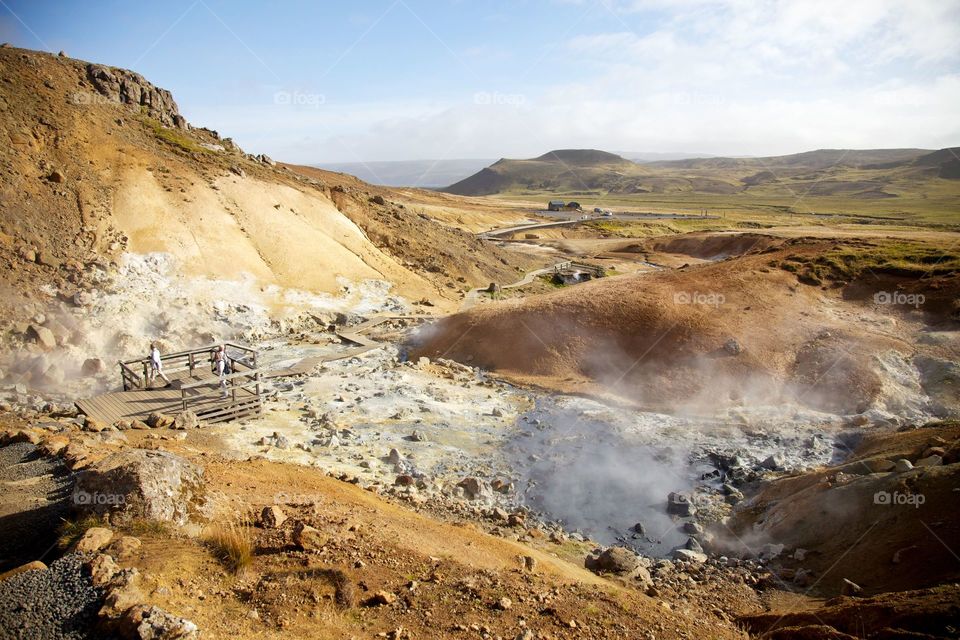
565,201 -> 582,211
547,200 -> 565,211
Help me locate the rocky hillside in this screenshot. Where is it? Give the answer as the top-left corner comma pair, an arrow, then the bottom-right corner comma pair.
0,45 -> 536,324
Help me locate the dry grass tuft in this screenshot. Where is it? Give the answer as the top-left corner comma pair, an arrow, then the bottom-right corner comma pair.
207,519 -> 255,575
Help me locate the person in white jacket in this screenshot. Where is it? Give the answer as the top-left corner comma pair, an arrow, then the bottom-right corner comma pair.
213,345 -> 228,398
148,343 -> 171,388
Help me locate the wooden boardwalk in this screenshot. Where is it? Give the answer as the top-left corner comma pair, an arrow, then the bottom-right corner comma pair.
77,315 -> 435,425
77,369 -> 207,425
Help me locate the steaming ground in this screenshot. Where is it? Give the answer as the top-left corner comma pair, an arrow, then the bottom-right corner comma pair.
3,250 -> 949,562
2,251 -> 407,405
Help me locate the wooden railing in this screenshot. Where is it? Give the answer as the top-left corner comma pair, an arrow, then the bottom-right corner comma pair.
179,367 -> 263,424
117,342 -> 258,391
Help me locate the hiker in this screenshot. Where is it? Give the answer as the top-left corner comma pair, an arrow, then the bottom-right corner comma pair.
213,345 -> 229,398
148,342 -> 171,388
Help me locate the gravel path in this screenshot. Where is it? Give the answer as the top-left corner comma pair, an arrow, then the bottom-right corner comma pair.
0,553 -> 106,640
0,442 -> 74,572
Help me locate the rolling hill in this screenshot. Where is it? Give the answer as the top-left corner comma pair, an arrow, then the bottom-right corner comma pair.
441,147 -> 960,206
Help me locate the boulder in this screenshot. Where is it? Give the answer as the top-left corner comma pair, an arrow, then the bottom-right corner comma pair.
88,553 -> 121,587
73,449 -> 205,525
915,455 -> 942,468
260,505 -> 286,529
172,411 -> 199,430
667,492 -> 696,517
121,605 -> 199,640
894,459 -> 914,472
81,358 -> 105,376
292,521 -> 326,550
146,412 -> 174,429
130,420 -> 150,431
761,453 -> 787,471
107,536 -> 142,560
457,477 -> 488,500
75,527 -> 114,553
672,549 -> 708,563
27,324 -> 56,350
587,546 -> 639,575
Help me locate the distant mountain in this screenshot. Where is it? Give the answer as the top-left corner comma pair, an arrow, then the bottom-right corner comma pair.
620,151 -> 719,163
315,159 -> 494,188
649,148 -> 933,170
441,147 -> 959,198
443,149 -> 639,196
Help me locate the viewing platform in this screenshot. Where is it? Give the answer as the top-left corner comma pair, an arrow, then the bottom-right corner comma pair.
76,343 -> 264,425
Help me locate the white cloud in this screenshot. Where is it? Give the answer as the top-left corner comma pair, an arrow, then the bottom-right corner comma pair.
217,0 -> 960,161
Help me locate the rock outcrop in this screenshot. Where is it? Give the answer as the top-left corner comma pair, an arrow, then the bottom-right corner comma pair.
73,449 -> 205,525
85,63 -> 186,129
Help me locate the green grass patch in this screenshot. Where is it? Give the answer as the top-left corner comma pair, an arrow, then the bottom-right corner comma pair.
147,118 -> 208,154
782,241 -> 960,282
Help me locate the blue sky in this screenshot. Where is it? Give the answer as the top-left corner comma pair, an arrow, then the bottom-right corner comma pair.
2,0 -> 959,162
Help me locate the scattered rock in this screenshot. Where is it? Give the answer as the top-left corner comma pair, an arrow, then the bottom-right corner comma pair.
292,521 -> 326,550
723,338 -> 742,355
494,596 -> 512,610
121,604 -> 199,640
107,536 -> 142,561
761,453 -> 787,471
146,412 -> 174,429
915,455 -> 942,467
172,410 -> 199,430
894,459 -> 914,472
365,590 -> 396,606
457,477 -> 488,500
27,324 -> 56,350
587,546 -> 640,575
88,553 -> 120,587
667,492 -> 696,517
672,549 -> 708,563
841,578 -> 863,596
260,505 -> 287,529
74,527 -> 114,553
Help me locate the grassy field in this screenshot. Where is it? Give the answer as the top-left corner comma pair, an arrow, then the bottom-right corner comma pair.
491,189 -> 960,229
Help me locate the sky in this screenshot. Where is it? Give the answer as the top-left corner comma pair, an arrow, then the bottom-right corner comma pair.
2,0 -> 959,163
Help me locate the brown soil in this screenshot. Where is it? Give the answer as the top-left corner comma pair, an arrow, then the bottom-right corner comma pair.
724,422 -> 960,596
412,237 -> 949,413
